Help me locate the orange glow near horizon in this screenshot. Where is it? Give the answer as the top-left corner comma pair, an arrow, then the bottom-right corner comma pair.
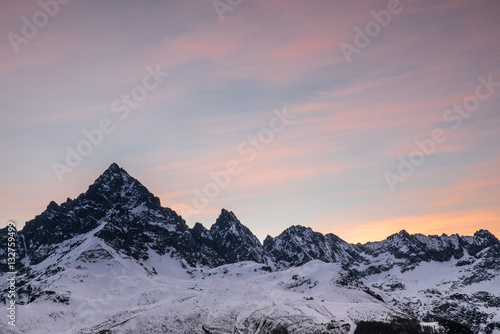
1,1 -> 499,244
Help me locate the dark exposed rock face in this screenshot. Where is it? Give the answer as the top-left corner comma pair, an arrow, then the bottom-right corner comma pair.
1,163 -> 498,333
209,209 -> 266,264
263,225 -> 364,268
0,164 -> 268,269
3,163 -> 498,271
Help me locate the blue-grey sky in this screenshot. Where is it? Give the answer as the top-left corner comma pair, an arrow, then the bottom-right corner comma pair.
1,0 -> 500,242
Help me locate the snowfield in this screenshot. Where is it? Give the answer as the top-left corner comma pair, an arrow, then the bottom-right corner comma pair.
1,238 -> 413,334
1,164 -> 498,333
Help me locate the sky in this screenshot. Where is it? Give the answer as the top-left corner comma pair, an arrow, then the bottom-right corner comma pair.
1,0 -> 499,243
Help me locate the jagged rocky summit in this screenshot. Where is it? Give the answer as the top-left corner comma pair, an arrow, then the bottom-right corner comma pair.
0,163 -> 499,334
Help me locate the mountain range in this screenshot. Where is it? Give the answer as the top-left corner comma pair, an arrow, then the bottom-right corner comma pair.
1,163 -> 499,333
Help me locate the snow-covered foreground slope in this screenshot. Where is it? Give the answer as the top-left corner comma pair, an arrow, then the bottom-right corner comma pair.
1,163 -> 498,333
0,233 -> 423,334
354,230 -> 500,334
361,257 -> 500,334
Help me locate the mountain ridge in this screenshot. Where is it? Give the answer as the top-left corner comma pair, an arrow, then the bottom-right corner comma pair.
1,163 -> 499,333
3,163 -> 498,268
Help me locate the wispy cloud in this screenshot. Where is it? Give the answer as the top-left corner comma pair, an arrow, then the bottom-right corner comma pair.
1,0 -> 499,242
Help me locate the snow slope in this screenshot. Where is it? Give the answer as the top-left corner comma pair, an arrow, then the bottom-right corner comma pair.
0,241 -> 431,334
0,163 -> 497,333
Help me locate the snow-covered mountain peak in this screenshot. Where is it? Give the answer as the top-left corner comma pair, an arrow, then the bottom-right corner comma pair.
211,208 -> 240,230
1,164 -> 498,333
15,164 -> 184,267
208,209 -> 266,264
397,229 -> 410,236
386,229 -> 412,243
92,162 -> 132,191
473,229 -> 498,245
46,200 -> 60,212
282,224 -> 314,235
83,162 -> 161,210
263,225 -> 363,269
